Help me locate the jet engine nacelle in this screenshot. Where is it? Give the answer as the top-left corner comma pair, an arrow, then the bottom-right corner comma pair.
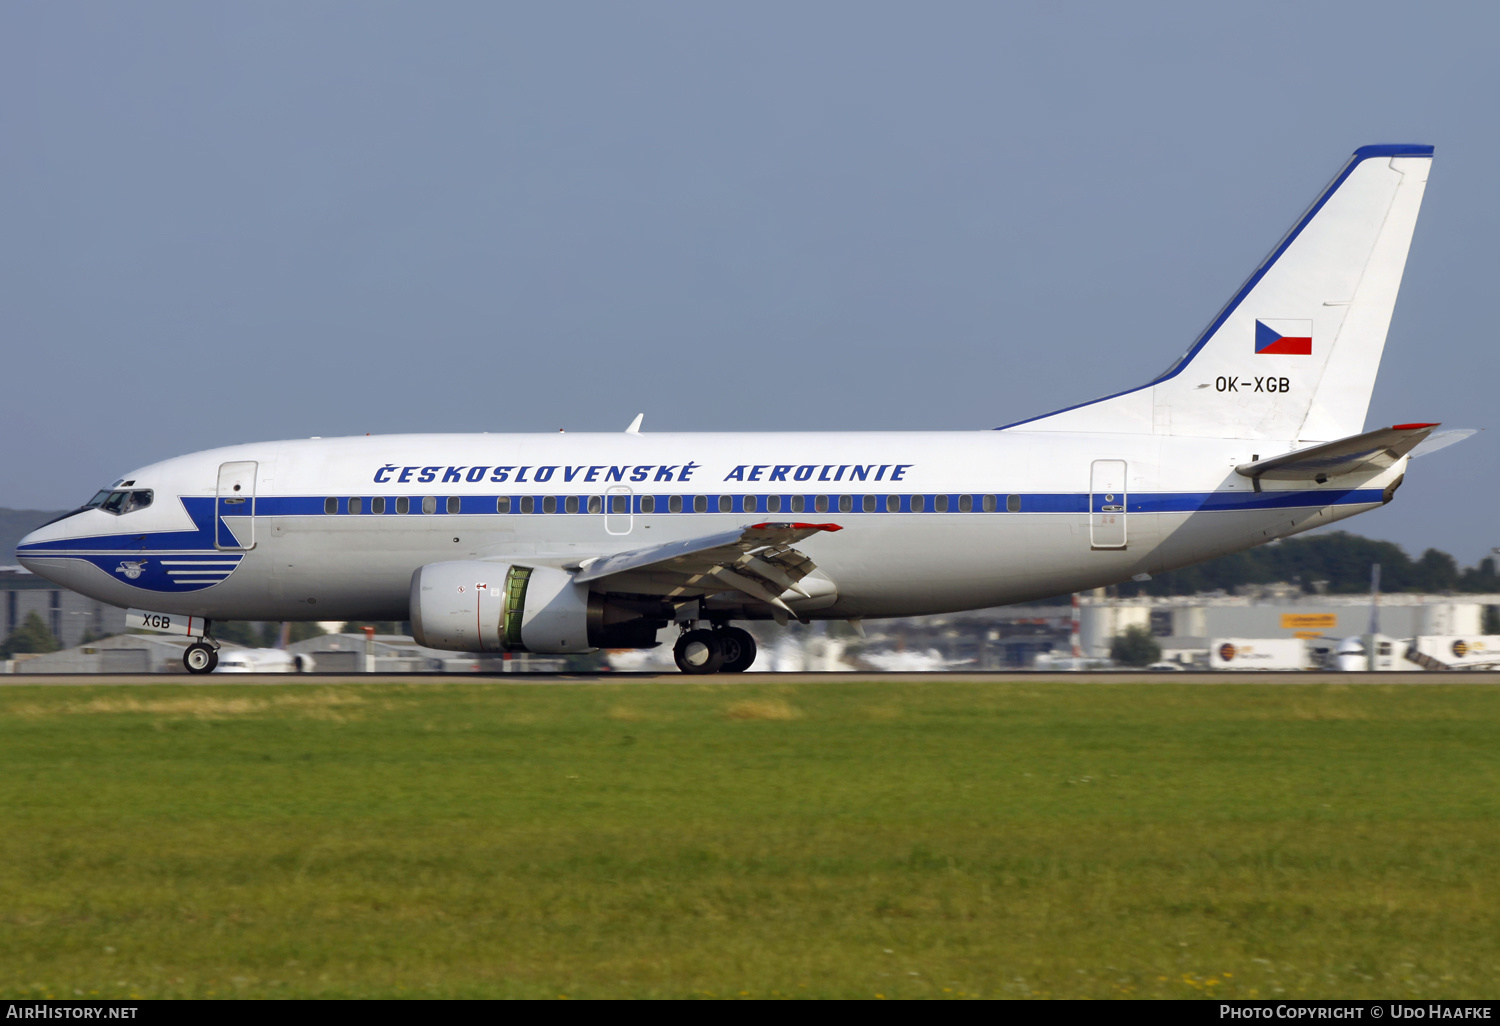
408,561 -> 663,654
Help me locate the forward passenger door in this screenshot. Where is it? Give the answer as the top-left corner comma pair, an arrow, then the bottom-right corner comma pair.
216,461 -> 257,550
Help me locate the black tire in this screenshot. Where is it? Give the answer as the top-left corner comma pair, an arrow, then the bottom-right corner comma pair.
718,627 -> 757,673
674,629 -> 725,674
184,642 -> 216,675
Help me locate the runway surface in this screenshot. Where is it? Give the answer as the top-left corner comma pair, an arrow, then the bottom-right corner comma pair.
4,670 -> 1500,685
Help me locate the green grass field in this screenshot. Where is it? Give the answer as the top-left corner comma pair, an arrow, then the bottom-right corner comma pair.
1,679 -> 1498,999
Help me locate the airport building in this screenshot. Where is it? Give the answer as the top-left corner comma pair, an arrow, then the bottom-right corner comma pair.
1075,589 -> 1500,666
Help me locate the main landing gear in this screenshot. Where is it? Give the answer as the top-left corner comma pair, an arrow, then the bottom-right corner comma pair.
183,638 -> 220,675
673,625 -> 757,675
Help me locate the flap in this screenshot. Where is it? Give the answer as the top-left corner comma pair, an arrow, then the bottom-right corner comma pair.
572,521 -> 842,623
573,522 -> 842,584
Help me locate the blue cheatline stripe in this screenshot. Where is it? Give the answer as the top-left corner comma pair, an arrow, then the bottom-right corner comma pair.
267,490 -> 1382,517
15,489 -> 1388,555
992,144 -> 1435,432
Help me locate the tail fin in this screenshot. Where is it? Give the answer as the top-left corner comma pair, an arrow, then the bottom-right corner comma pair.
1002,144 -> 1433,441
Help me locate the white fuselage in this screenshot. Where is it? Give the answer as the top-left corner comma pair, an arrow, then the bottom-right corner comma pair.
17,429 -> 1397,624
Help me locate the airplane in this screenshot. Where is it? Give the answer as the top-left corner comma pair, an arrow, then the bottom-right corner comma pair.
213,647 -> 315,673
17,144 -> 1454,675
211,621 -> 316,673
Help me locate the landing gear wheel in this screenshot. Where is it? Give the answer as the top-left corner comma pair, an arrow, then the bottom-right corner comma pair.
184,642 -> 218,675
718,627 -> 757,673
674,629 -> 725,675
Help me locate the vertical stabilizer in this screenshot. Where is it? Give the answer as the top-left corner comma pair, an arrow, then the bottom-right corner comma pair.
1002,145 -> 1432,441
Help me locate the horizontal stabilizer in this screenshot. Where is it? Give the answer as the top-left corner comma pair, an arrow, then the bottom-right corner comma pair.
1408,428 -> 1477,459
1235,423 -> 1438,483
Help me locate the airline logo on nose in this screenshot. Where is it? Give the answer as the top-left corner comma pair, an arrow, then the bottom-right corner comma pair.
1255,319 -> 1313,355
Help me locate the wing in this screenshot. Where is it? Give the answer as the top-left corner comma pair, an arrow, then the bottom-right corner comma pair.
1235,423 -> 1439,487
573,521 -> 843,623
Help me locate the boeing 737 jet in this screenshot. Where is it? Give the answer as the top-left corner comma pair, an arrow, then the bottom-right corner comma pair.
18,144 -> 1454,673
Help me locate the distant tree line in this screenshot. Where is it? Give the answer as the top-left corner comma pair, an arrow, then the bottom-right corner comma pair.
1117,531 -> 1500,598
1110,625 -> 1162,666
0,611 -> 60,657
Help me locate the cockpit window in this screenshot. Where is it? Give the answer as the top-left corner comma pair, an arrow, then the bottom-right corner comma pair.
37,487 -> 150,529
98,490 -> 153,515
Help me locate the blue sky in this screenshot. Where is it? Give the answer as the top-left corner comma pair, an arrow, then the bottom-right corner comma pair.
2,2 -> 1496,561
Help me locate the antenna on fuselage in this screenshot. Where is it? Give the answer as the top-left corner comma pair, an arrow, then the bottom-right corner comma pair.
625,413 -> 644,434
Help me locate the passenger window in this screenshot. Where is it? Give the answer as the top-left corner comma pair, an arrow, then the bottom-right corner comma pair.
815,495 -> 829,513
958,494 -> 973,512
744,495 -> 757,513
324,497 -> 337,515
935,494 -> 949,512
520,496 -> 534,514
862,495 -> 876,512
588,495 -> 603,514
542,496 -> 557,514
911,494 -> 924,512
565,495 -> 579,514
1007,494 -> 1021,512
496,496 -> 510,513
669,495 -> 683,513
372,496 -> 386,515
349,497 -> 363,515
718,495 -> 732,513
611,494 -> 629,514
838,495 -> 852,513
766,495 -> 781,514
982,494 -> 996,512
694,495 -> 707,513
447,496 -> 461,514
641,495 -> 655,514
791,495 -> 805,514
397,496 -> 410,515
422,496 -> 437,515
886,495 -> 899,513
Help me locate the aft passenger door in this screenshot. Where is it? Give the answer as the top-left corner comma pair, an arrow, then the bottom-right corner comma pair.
216,461 -> 257,550
1089,459 -> 1127,550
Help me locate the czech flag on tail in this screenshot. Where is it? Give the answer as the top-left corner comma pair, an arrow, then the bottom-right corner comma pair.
1255,319 -> 1313,355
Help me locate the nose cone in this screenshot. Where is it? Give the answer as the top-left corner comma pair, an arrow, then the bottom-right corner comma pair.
15,518 -> 72,579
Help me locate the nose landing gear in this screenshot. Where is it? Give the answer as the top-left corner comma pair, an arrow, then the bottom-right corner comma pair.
672,624 -> 758,675
183,639 -> 219,674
